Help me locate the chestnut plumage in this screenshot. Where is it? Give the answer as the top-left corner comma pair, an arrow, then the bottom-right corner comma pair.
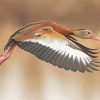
0,20 -> 100,73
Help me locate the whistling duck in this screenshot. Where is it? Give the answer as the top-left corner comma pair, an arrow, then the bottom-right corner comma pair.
0,20 -> 100,72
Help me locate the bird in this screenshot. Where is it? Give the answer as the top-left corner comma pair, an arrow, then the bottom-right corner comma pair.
0,20 -> 100,73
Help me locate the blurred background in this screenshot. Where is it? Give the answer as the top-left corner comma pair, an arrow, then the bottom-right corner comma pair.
0,0 -> 100,100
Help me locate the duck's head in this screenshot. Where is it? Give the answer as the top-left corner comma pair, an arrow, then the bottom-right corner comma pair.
73,29 -> 100,41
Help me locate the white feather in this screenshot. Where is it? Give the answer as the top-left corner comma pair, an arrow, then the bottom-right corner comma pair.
25,37 -> 92,65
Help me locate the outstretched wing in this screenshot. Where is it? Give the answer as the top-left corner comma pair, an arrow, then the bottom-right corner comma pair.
16,28 -> 100,72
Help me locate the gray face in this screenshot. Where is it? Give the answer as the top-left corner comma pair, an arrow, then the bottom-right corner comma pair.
73,29 -> 93,39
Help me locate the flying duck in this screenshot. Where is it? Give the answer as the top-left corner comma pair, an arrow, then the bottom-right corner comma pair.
0,20 -> 100,72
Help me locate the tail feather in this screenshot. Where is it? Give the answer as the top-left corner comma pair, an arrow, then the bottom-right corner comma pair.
4,39 -> 16,51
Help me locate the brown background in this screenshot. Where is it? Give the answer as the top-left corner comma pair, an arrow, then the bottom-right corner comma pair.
0,0 -> 100,100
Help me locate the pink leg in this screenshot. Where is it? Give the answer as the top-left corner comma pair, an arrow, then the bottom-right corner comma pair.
0,45 -> 16,65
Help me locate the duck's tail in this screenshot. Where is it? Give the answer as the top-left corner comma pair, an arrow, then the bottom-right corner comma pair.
0,38 -> 17,65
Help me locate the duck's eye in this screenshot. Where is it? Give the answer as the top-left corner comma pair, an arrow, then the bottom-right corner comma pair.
87,32 -> 91,34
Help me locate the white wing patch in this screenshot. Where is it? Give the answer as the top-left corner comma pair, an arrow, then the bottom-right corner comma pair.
25,37 -> 92,65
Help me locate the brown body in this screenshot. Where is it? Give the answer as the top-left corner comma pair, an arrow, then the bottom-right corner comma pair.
12,20 -> 72,42
13,27 -> 66,41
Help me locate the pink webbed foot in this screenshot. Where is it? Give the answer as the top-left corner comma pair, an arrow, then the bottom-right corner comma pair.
0,45 -> 16,65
